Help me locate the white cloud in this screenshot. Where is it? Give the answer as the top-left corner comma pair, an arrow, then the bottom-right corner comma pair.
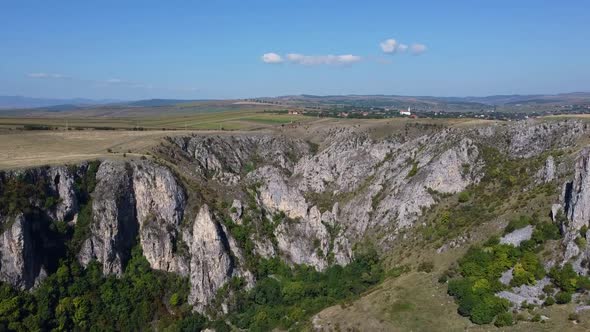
27,72 -> 68,79
380,39 -> 426,56
285,53 -> 362,65
261,52 -> 283,63
380,39 -> 398,53
106,78 -> 123,83
410,43 -> 427,55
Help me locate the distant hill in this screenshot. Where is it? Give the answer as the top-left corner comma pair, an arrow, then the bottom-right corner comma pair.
0,96 -> 122,109
2,93 -> 589,113
0,96 -> 211,110
459,92 -> 590,105
120,99 -> 206,107
263,92 -> 590,110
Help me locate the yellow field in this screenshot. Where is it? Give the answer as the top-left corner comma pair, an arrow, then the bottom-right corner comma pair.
0,130 -> 192,169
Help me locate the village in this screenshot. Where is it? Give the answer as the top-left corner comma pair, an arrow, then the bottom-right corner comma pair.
276,103 -> 590,122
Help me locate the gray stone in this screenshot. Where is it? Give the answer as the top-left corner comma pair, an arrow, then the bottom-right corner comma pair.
496,277 -> 552,307
500,225 -> 533,246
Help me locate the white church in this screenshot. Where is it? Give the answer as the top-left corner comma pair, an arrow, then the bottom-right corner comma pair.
400,107 -> 412,116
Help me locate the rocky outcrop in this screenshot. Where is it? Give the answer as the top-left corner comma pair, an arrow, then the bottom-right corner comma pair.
563,148 -> 590,231
132,161 -> 187,274
0,214 -> 34,289
169,134 -> 309,184
500,225 -> 534,246
0,166 -> 81,289
47,167 -> 79,222
557,147 -> 590,266
537,156 -> 556,183
79,161 -> 137,275
496,277 -> 552,308
77,161 -> 248,313
506,120 -> 587,158
184,205 -> 239,312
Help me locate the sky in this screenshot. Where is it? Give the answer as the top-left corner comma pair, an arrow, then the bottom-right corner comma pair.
1,0 -> 589,100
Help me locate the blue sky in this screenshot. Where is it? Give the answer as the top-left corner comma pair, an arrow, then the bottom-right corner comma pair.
1,0 -> 589,99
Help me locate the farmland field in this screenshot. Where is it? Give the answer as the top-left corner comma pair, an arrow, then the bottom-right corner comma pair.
0,111 -> 311,131
0,130 -> 188,169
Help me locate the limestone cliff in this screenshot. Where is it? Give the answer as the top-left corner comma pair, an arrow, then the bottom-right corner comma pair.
2,119 -> 590,314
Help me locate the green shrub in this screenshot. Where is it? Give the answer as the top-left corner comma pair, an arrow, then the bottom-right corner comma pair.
407,162 -> 419,178
169,292 -> 181,307
458,191 -> 470,203
532,222 -> 561,242
447,277 -> 509,324
549,264 -> 578,293
70,202 -> 93,253
44,196 -> 57,209
555,291 -> 572,304
494,312 -> 514,327
568,313 -> 580,321
577,276 -> 590,291
542,284 -> 555,294
417,261 -> 434,273
471,303 -> 495,325
575,236 -> 587,248
543,296 -> 555,306
518,252 -> 546,281
581,225 -> 588,238
511,263 -> 535,286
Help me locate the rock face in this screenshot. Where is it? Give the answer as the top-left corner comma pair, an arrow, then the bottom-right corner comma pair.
537,156 -> 556,183
184,205 -> 236,312
77,161 -> 247,311
0,214 -> 34,289
555,147 -> 590,270
563,148 -> 590,231
132,161 -> 187,274
505,120 -> 587,158
500,226 -> 534,247
46,166 -> 79,222
496,277 -> 552,308
78,162 -> 137,275
0,166 -> 80,289
3,119 -> 590,313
